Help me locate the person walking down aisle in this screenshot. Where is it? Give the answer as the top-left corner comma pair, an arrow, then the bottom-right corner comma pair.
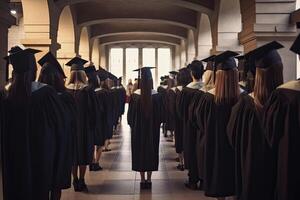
128,67 -> 164,190
196,51 -> 243,200
227,41 -> 284,200
2,47 -> 65,200
262,37 -> 300,200
177,60 -> 205,190
83,65 -> 105,172
38,52 -> 77,200
65,57 -> 98,193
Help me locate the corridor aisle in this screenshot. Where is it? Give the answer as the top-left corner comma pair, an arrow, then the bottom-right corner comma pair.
62,113 -> 210,200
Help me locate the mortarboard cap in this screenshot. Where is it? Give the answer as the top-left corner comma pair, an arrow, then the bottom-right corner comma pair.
66,57 -> 88,71
38,52 -> 67,78
215,51 -> 239,70
5,47 -> 41,74
169,71 -> 178,75
83,65 -> 96,75
250,41 -> 284,69
97,67 -> 109,81
133,67 -> 155,80
290,34 -> 300,55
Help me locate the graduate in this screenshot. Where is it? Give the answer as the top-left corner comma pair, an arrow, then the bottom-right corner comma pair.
65,57 -> 97,192
227,41 -> 284,200
174,68 -> 192,171
127,67 -> 164,189
165,71 -> 178,142
262,37 -> 300,200
97,68 -> 114,153
196,51 -> 242,199
38,52 -> 77,200
109,74 -> 121,134
157,75 -> 169,137
117,77 -> 127,123
2,47 -> 65,200
83,65 -> 105,171
177,60 -> 205,190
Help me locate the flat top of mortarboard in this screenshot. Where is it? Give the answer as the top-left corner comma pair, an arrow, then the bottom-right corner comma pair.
38,52 -> 67,78
250,41 -> 284,61
290,34 -> 300,55
214,51 -> 239,70
169,71 -> 178,75
8,46 -> 24,54
65,56 -> 88,67
83,65 -> 96,74
133,66 -> 156,72
215,51 -> 239,64
6,47 -> 42,73
201,55 -> 216,62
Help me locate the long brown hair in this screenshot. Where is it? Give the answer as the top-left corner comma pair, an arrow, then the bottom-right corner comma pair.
68,70 -> 87,85
253,64 -> 283,108
38,65 -> 66,93
140,78 -> 153,119
214,68 -> 240,105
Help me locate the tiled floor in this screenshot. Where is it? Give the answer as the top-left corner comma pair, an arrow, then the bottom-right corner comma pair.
62,115 -> 213,200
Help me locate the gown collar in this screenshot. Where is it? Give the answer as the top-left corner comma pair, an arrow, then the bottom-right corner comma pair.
277,80 -> 300,91
134,89 -> 158,95
186,81 -> 203,89
31,81 -> 47,92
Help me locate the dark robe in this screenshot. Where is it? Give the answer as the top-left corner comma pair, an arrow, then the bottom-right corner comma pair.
95,88 -> 111,145
53,91 -> 77,190
165,88 -> 177,132
189,89 -> 206,181
196,91 -> 238,197
111,87 -> 120,127
157,85 -> 168,128
127,90 -> 163,172
67,84 -> 97,166
104,88 -> 114,139
174,87 -> 184,153
118,86 -> 127,116
2,82 -> 65,200
227,94 -> 276,200
177,82 -> 204,184
263,82 -> 300,200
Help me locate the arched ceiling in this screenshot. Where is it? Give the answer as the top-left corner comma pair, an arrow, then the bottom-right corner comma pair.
54,0 -> 215,46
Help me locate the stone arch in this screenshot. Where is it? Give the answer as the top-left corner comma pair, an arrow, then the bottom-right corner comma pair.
57,5 -> 76,70
91,38 -> 100,67
187,29 -> 196,62
217,0 -> 242,52
79,27 -> 90,60
196,13 -> 212,59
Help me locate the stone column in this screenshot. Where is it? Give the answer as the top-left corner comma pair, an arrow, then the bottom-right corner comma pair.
155,48 -> 159,85
138,47 -> 143,68
123,47 -> 126,85
0,1 -> 15,89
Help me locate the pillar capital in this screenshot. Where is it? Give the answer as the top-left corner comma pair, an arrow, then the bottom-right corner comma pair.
0,2 -> 16,28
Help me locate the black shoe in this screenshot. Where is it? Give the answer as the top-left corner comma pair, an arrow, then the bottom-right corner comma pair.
140,181 -> 147,189
73,178 -> 80,192
89,164 -> 95,171
78,178 -> 88,192
93,163 -> 103,171
184,182 -> 198,190
177,164 -> 184,171
145,181 -> 152,189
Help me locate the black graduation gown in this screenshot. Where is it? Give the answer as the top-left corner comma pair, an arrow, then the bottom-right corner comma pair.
127,91 -> 163,172
2,83 -> 65,200
157,86 -> 168,124
54,91 -> 77,190
111,88 -> 120,127
118,86 -> 127,116
227,94 -> 276,200
197,92 -> 237,197
174,87 -> 184,153
263,85 -> 300,200
67,85 -> 97,166
165,88 -> 176,132
189,90 -> 206,180
104,88 -> 114,139
177,85 -> 203,170
94,88 -> 109,146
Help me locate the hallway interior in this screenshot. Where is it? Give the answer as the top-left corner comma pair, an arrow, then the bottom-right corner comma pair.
62,114 -> 209,200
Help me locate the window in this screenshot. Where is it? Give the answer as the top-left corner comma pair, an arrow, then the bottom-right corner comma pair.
158,48 -> 171,84
109,48 -> 123,78
125,48 -> 139,85
143,48 -> 156,84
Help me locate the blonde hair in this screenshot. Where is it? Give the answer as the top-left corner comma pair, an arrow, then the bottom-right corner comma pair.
68,70 -> 87,85
253,65 -> 283,108
214,68 -> 240,105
